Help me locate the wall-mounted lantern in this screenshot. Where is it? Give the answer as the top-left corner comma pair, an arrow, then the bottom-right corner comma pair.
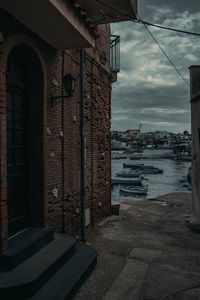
63,74 -> 76,97
51,73 -> 77,106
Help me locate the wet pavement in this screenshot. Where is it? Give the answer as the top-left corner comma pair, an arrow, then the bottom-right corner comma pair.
74,192 -> 200,300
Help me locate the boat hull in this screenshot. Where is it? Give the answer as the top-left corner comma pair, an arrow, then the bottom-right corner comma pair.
112,178 -> 142,185
116,172 -> 142,178
119,186 -> 147,195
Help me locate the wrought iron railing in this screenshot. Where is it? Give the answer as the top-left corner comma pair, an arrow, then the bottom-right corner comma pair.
110,35 -> 120,72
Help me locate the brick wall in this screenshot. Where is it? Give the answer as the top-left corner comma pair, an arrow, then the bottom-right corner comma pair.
46,46 -> 111,236
0,9 -> 111,251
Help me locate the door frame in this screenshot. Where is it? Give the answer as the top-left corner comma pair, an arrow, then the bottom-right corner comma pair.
6,65 -> 29,236
0,35 -> 47,253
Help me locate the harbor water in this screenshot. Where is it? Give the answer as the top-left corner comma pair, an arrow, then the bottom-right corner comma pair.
112,157 -> 191,203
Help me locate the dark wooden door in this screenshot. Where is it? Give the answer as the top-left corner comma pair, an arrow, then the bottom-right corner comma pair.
6,54 -> 29,236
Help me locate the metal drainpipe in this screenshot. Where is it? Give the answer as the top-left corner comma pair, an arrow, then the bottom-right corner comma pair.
61,50 -> 65,233
90,59 -> 95,228
80,49 -> 85,242
109,84 -> 112,214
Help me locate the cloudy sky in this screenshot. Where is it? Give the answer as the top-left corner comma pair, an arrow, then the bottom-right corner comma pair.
111,0 -> 200,133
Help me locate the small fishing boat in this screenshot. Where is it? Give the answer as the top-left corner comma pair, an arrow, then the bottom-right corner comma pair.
119,185 -> 148,195
116,170 -> 143,178
140,169 -> 162,175
123,163 -> 163,174
142,169 -> 158,174
112,178 -> 142,185
130,166 -> 163,174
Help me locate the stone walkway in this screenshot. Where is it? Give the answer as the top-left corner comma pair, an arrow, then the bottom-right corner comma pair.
74,192 -> 200,300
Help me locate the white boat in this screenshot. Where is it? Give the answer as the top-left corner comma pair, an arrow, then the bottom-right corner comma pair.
119,185 -> 148,195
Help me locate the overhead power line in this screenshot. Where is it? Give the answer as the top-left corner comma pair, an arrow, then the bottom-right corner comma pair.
96,0 -> 191,87
97,0 -> 200,38
134,13 -> 190,86
141,23 -> 190,86
134,19 -> 200,37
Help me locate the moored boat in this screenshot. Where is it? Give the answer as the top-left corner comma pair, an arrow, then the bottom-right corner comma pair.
112,178 -> 142,185
116,170 -> 143,178
123,163 -> 163,174
138,167 -> 163,174
119,185 -> 148,195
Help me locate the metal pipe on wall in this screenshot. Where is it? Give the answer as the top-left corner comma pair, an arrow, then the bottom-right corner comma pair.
61,50 -> 65,233
90,59 -> 95,228
80,49 -> 86,242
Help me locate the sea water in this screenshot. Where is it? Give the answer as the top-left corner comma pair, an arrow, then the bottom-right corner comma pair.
112,158 -> 191,203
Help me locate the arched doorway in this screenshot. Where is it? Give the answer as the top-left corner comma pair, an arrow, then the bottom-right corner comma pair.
6,45 -> 45,236
6,47 -> 28,235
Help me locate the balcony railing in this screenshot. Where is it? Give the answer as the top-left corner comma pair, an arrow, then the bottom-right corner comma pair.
110,35 -> 120,73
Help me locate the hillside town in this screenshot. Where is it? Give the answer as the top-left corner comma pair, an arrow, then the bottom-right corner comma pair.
111,129 -> 191,160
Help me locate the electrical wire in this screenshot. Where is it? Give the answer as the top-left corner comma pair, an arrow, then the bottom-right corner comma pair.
97,0 -> 200,37
142,23 -> 190,86
96,0 -> 190,87
135,12 -> 190,86
134,19 -> 200,37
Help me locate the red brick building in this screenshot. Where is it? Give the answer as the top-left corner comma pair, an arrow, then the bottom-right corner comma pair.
0,1 -> 137,298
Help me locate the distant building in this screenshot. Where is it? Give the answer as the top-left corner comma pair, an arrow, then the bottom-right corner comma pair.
153,131 -> 170,140
111,129 -> 140,142
125,129 -> 140,140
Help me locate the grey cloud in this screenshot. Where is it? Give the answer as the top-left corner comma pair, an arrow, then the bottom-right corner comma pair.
140,0 -> 200,17
111,1 -> 200,132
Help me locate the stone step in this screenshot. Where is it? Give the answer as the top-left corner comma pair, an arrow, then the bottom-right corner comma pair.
0,227 -> 54,271
31,242 -> 97,300
0,234 -> 76,299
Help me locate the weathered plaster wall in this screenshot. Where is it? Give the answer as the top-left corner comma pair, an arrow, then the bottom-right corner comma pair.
190,66 -> 200,223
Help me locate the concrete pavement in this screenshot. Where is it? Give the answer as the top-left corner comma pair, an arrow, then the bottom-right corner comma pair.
74,192 -> 200,300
